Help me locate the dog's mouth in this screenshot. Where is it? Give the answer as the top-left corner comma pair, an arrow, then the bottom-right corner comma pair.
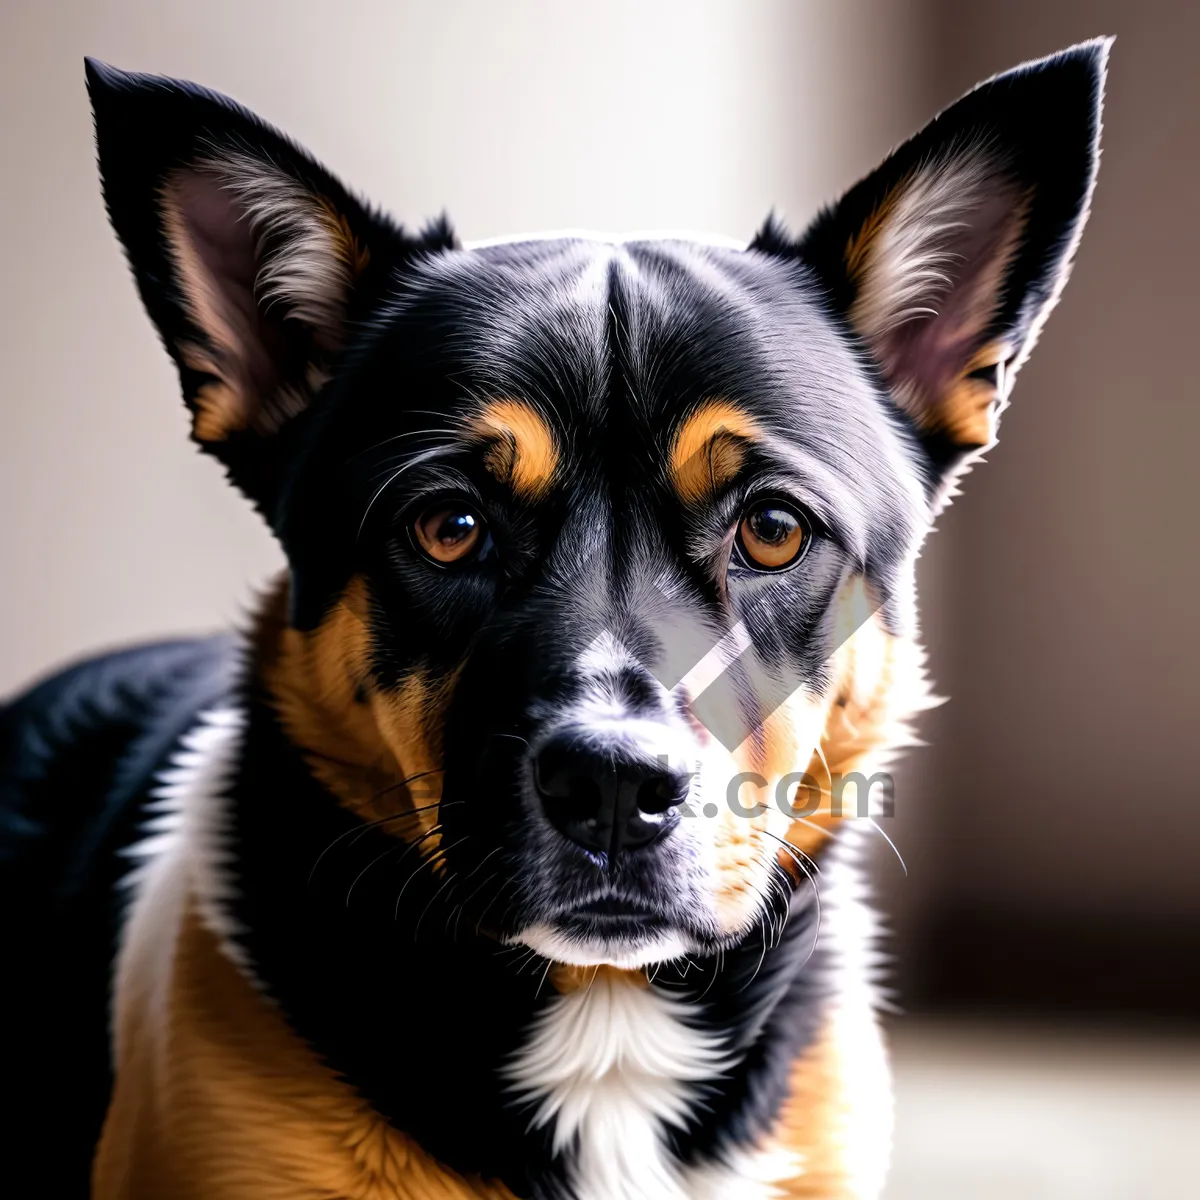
559,896 -> 669,934
501,884 -> 698,967
573,896 -> 661,918
508,893 -> 691,968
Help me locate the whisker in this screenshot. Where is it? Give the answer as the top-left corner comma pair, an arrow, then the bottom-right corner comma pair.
865,816 -> 908,876
306,794 -> 453,885
357,446 -> 455,540
348,428 -> 456,464
737,922 -> 769,994
366,769 -> 447,803
476,874 -> 516,936
456,844 -> 504,888
760,829 -> 822,878
697,944 -> 723,1001
413,860 -> 465,940
344,838 -> 410,908
490,732 -> 531,748
400,407 -> 466,420
392,835 -> 471,917
759,830 -> 823,969
388,819 -> 447,873
506,946 -> 539,977
792,859 -> 823,972
451,864 -> 502,940
812,739 -> 833,785
769,861 -> 794,948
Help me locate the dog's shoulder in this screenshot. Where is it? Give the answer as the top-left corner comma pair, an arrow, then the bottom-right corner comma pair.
1,635 -> 240,890
0,634 -> 238,1188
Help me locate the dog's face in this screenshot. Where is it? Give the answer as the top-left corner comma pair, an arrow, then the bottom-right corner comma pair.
305,238 -> 929,967
88,45 -> 1105,967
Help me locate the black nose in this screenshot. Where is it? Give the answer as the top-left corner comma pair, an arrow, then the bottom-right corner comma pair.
533,732 -> 691,857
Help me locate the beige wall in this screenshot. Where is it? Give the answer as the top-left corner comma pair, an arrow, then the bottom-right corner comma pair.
0,0 -> 928,696
916,1 -> 1200,929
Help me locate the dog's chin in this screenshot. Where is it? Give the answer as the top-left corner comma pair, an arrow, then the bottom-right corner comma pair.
512,921 -> 693,969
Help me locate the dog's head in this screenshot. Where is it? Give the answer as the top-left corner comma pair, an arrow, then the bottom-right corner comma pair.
88,43 -> 1105,968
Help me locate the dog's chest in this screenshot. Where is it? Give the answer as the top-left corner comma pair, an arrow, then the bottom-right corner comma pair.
506,972 -> 796,1200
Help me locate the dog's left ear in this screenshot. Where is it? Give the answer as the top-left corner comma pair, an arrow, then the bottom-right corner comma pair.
753,39 -> 1109,500
86,59 -> 456,517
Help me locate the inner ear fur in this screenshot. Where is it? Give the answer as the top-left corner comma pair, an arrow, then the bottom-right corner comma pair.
753,39 -> 1109,489
160,159 -> 370,443
87,57 -> 459,517
842,148 -> 1032,449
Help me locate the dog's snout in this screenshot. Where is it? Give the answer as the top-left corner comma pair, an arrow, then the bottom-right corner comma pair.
533,732 -> 690,857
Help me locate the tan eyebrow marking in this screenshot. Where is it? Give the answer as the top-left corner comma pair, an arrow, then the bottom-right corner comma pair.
467,398 -> 560,500
669,400 -> 762,504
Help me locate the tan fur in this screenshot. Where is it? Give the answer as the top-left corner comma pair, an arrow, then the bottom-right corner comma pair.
320,197 -> 372,279
669,399 -> 760,504
843,184 -> 904,283
729,594 -> 913,1196
94,902 -> 516,1199
257,575 -> 447,838
768,1005 -> 892,1197
750,575 -> 932,864
929,337 -> 1013,448
675,570 -> 930,948
550,963 -> 650,993
160,184 -> 256,443
468,399 -> 560,499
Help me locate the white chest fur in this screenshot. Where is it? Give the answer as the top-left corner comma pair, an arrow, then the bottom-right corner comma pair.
505,973 -> 795,1200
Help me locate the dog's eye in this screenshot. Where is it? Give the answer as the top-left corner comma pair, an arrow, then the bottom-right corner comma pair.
413,503 -> 487,565
736,500 -> 809,571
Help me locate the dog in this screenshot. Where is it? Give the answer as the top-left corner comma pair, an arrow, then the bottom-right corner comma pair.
0,39 -> 1106,1199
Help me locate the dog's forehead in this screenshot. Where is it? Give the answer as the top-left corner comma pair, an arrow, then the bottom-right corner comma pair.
390,238 -> 927,560
410,236 -> 893,441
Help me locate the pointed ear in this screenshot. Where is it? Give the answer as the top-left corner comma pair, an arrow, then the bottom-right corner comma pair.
86,59 -> 456,513
752,39 -> 1109,500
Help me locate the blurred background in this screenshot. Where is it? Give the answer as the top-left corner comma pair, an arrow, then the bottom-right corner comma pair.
1,2 -> 1196,1195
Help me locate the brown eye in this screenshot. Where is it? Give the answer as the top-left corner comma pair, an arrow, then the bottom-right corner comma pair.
737,501 -> 808,570
413,504 -> 485,564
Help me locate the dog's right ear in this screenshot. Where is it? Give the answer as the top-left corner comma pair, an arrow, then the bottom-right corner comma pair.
86,59 -> 456,515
